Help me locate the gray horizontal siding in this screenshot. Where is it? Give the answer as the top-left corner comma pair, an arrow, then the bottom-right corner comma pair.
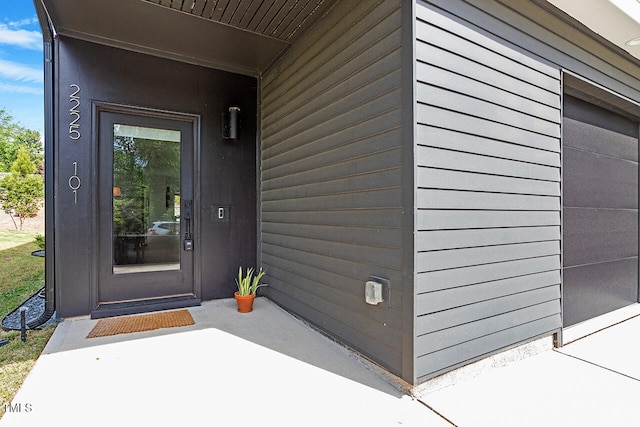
494,0 -> 640,100
417,83 -> 560,137
261,0 -> 406,377
417,271 -> 561,317
417,226 -> 560,251
416,314 -> 561,379
414,45 -> 559,108
418,210 -> 560,230
418,168 -> 560,196
417,126 -> 560,167
418,255 -> 561,293
417,300 -> 560,355
416,145 -> 560,181
415,0 -> 562,381
428,0 -> 640,101
418,242 -> 560,272
417,105 -> 559,152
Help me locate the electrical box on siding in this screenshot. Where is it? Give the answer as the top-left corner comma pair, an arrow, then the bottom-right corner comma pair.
366,275 -> 391,307
365,281 -> 383,305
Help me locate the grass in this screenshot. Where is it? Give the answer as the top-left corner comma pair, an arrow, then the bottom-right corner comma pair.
0,241 -> 56,418
0,231 -> 39,251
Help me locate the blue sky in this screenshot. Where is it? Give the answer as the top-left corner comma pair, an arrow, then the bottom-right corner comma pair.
0,1 -> 43,134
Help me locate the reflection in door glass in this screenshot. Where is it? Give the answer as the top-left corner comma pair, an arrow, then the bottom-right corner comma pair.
112,124 -> 181,274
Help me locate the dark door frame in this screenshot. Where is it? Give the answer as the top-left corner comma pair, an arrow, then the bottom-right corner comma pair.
90,101 -> 202,318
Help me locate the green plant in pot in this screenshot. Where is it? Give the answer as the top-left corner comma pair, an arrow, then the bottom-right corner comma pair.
234,267 -> 267,313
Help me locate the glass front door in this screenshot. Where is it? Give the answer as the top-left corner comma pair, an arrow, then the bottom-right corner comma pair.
97,108 -> 196,308
112,124 -> 182,274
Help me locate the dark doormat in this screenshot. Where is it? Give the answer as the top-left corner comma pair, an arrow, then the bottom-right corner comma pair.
86,309 -> 195,338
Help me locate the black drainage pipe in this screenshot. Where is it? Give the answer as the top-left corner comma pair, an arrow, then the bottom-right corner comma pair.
27,4 -> 55,329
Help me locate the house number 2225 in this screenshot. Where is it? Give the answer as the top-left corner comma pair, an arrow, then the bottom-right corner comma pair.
69,84 -> 80,140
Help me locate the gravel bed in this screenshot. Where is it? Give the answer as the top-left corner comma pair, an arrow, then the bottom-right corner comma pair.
2,287 -> 58,330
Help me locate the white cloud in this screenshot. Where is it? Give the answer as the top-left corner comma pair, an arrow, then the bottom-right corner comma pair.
0,82 -> 42,95
8,17 -> 40,28
0,23 -> 41,50
0,59 -> 41,83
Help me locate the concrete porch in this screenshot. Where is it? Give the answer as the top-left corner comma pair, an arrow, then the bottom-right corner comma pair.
0,298 -> 447,426
5,297 -> 640,426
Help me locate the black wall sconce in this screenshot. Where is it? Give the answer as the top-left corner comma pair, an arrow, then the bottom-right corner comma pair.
223,106 -> 241,140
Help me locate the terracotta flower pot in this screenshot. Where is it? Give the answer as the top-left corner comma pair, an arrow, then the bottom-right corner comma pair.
234,292 -> 255,313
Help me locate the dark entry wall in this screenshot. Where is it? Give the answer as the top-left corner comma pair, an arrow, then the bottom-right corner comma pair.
55,37 -> 257,317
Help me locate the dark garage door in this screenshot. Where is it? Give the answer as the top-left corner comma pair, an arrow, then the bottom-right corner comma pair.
563,95 -> 639,327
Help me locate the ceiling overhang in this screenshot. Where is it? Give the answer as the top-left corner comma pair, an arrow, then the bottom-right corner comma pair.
38,0 -> 335,76
41,0 -> 640,78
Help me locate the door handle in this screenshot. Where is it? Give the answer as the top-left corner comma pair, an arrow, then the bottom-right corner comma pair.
183,200 -> 193,251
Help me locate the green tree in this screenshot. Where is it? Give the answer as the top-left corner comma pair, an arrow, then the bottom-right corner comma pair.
0,148 -> 44,230
10,147 -> 37,176
16,128 -> 44,173
0,108 -> 43,173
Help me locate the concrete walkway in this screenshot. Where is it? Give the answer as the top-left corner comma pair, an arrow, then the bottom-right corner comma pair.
3,298 -> 640,427
0,298 -> 449,427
